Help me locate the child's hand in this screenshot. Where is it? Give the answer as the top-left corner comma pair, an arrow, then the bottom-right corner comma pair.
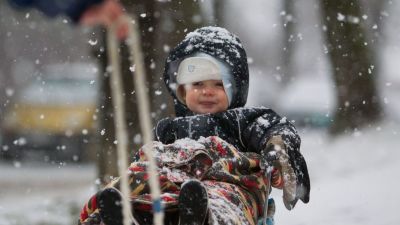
262,143 -> 298,210
262,136 -> 310,210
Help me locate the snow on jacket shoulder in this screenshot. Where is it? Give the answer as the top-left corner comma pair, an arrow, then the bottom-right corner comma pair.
154,106 -> 300,154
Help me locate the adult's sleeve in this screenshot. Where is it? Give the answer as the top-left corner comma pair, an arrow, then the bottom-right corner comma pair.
8,0 -> 103,23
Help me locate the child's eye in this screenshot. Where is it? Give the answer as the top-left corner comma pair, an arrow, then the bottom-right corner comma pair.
192,82 -> 203,86
215,82 -> 224,87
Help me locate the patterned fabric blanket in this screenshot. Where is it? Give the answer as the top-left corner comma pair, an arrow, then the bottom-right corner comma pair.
79,136 -> 282,225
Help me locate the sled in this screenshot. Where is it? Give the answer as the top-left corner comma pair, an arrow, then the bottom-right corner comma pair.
107,15 -> 277,225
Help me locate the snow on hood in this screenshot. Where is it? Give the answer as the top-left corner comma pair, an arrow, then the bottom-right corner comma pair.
163,26 -> 250,116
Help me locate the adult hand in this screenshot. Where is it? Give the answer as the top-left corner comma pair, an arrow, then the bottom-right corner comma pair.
79,0 -> 129,40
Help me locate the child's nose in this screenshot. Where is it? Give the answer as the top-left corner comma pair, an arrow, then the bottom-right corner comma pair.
202,86 -> 215,95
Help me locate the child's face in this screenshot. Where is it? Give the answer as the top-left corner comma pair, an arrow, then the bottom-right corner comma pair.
183,80 -> 229,114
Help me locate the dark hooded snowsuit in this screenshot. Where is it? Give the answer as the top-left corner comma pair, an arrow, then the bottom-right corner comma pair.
158,27 -> 295,153
157,26 -> 309,201
79,27 -> 309,225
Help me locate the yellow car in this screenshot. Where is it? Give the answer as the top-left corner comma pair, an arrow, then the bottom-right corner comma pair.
1,63 -> 99,161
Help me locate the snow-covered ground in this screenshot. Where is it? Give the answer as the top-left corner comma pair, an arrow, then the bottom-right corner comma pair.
1,121 -> 399,225
0,162 -> 97,225
272,122 -> 400,225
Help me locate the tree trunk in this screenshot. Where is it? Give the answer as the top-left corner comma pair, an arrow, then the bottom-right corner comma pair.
157,1 -> 204,49
280,0 -> 297,85
0,26 -> 12,121
0,3 -> 18,126
214,0 -> 225,26
321,0 -> 383,135
361,0 -> 388,32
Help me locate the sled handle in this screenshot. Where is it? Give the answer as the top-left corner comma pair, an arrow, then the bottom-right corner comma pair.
261,152 -> 277,225
107,14 -> 164,225
262,170 -> 272,225
107,22 -> 138,225
124,14 -> 164,225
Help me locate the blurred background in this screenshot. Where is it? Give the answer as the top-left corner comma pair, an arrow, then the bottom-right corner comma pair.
0,0 -> 399,225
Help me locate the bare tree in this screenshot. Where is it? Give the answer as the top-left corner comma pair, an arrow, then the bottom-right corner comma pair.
320,0 -> 383,135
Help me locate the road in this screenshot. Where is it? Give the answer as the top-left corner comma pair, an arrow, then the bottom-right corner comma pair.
0,161 -> 97,225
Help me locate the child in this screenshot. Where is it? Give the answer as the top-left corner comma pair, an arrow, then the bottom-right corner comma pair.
78,27 -> 310,225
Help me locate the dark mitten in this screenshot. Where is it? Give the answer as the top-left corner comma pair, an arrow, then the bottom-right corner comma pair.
262,136 -> 310,210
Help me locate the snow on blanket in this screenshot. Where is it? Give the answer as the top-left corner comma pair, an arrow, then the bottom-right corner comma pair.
80,136 -> 282,225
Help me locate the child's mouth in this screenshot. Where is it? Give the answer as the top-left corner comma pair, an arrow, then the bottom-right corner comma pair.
200,101 -> 216,108
199,101 -> 216,106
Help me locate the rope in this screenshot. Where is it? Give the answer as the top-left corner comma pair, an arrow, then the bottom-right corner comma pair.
107,15 -> 164,225
124,15 -> 164,225
106,24 -> 139,225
